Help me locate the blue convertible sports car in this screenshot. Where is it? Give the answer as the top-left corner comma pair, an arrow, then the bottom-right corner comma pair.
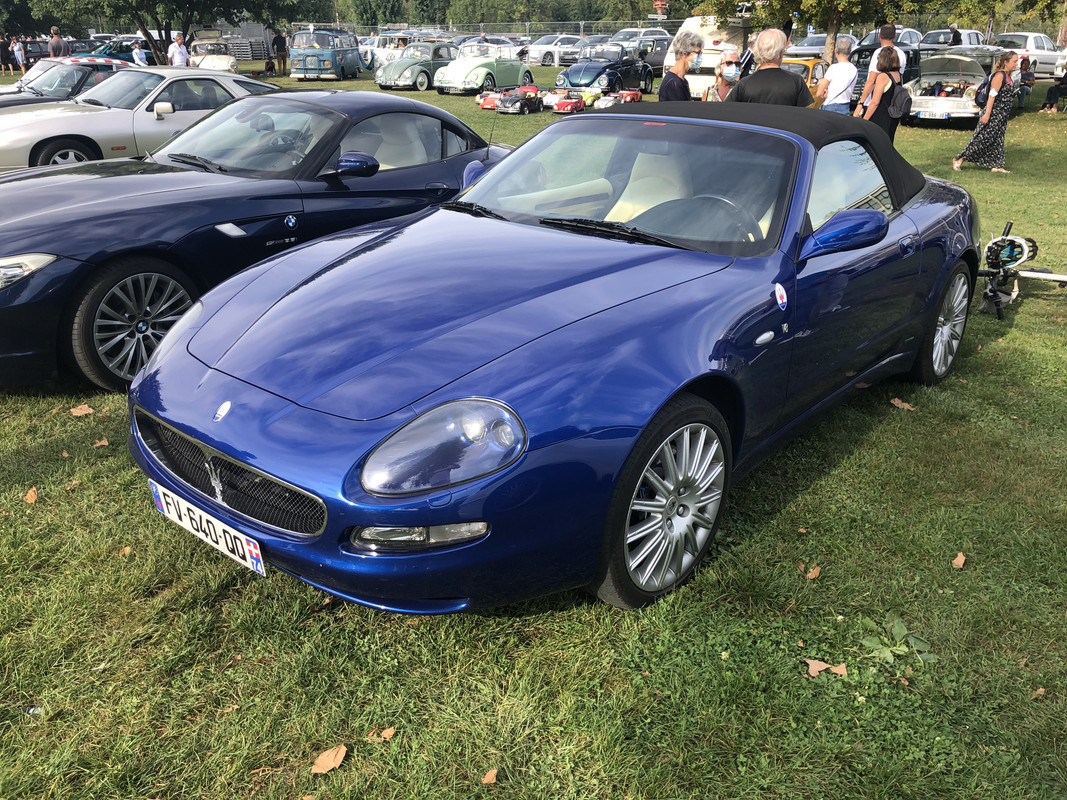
129,104 -> 980,613
0,90 -> 508,390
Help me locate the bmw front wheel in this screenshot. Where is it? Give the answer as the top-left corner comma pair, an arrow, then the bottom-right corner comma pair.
68,257 -> 198,391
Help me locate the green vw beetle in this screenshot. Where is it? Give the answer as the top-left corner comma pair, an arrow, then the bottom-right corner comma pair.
375,41 -> 458,91
434,41 -> 533,94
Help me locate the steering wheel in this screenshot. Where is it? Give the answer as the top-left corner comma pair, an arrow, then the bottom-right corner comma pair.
266,132 -> 297,150
691,194 -> 764,242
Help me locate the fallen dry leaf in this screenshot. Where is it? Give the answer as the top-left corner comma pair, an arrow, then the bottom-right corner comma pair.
117,546 -> 131,557
976,344 -> 982,351
804,659 -> 846,678
482,769 -> 498,785
221,704 -> 238,713
890,397 -> 916,411
380,727 -> 395,741
23,487 -> 38,504
806,565 -> 821,580
70,404 -> 94,417
94,438 -> 108,448
798,528 -> 808,534
1031,687 -> 1046,699
66,479 -> 80,491
952,552 -> 966,569
50,404 -> 63,414
61,450 -> 69,458
855,382 -> 871,389
311,744 -> 347,774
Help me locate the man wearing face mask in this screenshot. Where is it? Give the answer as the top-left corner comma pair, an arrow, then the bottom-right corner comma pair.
705,48 -> 741,101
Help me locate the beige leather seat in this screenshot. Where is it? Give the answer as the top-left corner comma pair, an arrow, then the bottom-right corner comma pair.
605,153 -> 691,222
373,114 -> 429,169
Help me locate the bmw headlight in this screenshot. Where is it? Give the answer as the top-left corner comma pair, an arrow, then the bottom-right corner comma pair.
0,253 -> 56,290
362,399 -> 526,495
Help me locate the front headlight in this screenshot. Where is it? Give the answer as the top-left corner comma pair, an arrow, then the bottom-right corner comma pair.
964,86 -> 977,101
323,59 -> 332,68
597,74 -> 609,87
0,253 -> 56,289
555,74 -> 565,86
362,399 -> 526,495
401,67 -> 413,80
375,67 -> 384,80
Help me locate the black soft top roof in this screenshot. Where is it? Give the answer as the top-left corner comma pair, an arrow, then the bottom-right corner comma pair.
598,102 -> 927,209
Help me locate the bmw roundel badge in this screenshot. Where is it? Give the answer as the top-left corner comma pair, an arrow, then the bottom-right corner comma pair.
213,401 -> 232,423
284,215 -> 298,229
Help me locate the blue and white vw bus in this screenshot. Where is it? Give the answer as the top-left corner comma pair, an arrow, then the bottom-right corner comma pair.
289,27 -> 361,79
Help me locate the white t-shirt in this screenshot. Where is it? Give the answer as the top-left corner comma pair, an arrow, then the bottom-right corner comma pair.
168,42 -> 189,66
823,61 -> 858,106
871,44 -> 906,76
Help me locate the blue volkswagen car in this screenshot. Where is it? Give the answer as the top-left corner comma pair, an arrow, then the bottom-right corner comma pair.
129,104 -> 980,614
0,91 -> 509,390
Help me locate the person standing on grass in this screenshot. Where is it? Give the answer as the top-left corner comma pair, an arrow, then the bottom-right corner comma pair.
854,24 -> 906,118
724,28 -> 814,106
168,34 -> 189,66
0,35 -> 12,76
48,26 -> 70,58
272,30 -> 288,76
11,35 -> 25,75
954,51 -> 1018,173
860,47 -> 902,142
658,30 -> 703,101
816,36 -> 858,114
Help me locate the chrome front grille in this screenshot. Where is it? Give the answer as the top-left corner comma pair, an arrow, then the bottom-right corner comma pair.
135,410 -> 326,537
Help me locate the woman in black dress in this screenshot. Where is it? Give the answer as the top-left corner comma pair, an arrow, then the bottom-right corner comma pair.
954,51 -> 1018,173
861,47 -> 902,143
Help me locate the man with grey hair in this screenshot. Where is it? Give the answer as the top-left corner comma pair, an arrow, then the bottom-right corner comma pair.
659,29 -> 704,101
816,36 -> 858,114
724,28 -> 814,106
949,23 -> 962,46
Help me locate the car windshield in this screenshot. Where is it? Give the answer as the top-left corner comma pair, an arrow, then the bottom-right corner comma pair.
23,63 -> 87,96
795,35 -> 826,46
401,44 -> 431,58
532,35 -> 558,45
858,30 -> 880,46
77,69 -> 164,109
994,34 -> 1027,48
781,62 -> 809,79
153,95 -> 341,178
291,32 -> 334,49
461,116 -> 797,257
459,42 -> 496,58
18,59 -> 59,84
584,43 -> 624,61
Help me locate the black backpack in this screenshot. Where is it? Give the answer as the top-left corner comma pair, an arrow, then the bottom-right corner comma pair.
887,79 -> 912,119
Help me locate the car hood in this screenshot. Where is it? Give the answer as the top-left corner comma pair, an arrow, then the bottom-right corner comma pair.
438,57 -> 490,77
919,54 -> 986,81
383,55 -> 429,75
562,60 -> 610,84
190,209 -> 731,420
0,160 -> 275,253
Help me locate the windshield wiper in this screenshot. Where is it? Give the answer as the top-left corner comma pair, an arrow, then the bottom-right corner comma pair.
538,217 -> 684,249
24,85 -> 44,96
440,200 -> 508,221
77,97 -> 108,107
166,153 -> 228,173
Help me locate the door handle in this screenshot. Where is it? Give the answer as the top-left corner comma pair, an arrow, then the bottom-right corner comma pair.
898,235 -> 918,257
426,182 -> 451,195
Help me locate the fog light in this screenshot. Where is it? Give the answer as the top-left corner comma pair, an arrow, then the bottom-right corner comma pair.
351,522 -> 489,550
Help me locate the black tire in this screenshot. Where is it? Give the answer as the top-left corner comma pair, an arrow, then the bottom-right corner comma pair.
642,72 -> 653,94
415,71 -> 430,91
67,257 -> 198,391
610,78 -> 622,94
592,393 -> 731,609
35,138 -> 95,167
437,87 -> 446,95
481,74 -> 495,92
522,70 -> 534,85
910,260 -> 973,385
541,53 -> 553,66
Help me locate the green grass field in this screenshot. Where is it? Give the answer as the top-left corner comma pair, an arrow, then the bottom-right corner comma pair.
1,64 -> 1066,800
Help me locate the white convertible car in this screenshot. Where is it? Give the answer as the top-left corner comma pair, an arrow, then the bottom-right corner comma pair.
0,67 -> 273,171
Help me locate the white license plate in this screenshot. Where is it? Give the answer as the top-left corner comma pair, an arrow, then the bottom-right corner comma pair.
149,480 -> 266,576
918,111 -> 950,119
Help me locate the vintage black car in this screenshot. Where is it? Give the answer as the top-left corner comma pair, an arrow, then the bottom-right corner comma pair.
555,42 -> 654,94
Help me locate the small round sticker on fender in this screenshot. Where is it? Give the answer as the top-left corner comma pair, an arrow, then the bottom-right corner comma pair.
774,283 -> 788,311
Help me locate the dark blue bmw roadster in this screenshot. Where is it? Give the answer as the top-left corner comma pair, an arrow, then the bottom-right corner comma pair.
129,103 -> 980,613
0,90 -> 508,390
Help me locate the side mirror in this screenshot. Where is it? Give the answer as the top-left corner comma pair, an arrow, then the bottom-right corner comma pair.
798,209 -> 889,260
153,101 -> 174,120
462,159 -> 487,189
336,150 -> 380,177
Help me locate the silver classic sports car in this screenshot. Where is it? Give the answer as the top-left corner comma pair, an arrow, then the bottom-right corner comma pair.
0,67 -> 274,170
